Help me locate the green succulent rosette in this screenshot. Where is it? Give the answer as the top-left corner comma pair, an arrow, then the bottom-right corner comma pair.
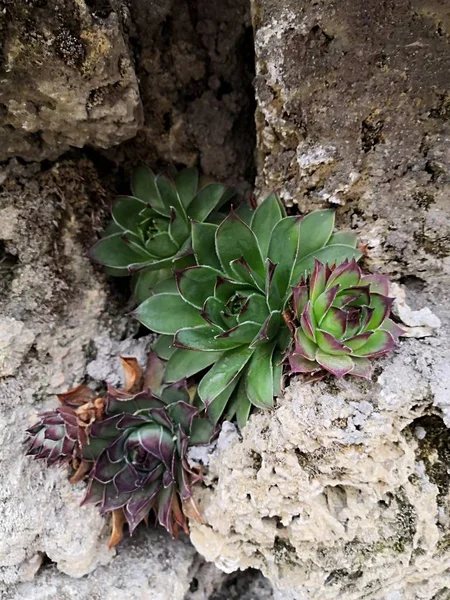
288,259 -> 404,378
90,166 -> 234,302
134,193 -> 361,427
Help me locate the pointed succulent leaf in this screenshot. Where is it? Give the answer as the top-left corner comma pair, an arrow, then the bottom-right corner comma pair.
174,324 -> 252,352
207,378 -> 240,424
112,196 -> 148,232
250,192 -> 285,256
291,245 -> 362,284
90,233 -> 151,269
353,329 -> 397,357
250,310 -> 281,347
230,257 -> 264,290
188,184 -> 234,222
191,222 -> 221,269
265,259 -> 281,311
350,357 -> 372,378
156,174 -> 187,223
361,273 -> 390,296
215,211 -> 265,280
289,353 -> 319,374
198,346 -> 253,406
326,258 -> 361,290
320,307 -> 348,338
145,232 -> 178,258
294,329 -> 317,360
134,293 -> 206,334
328,231 -> 358,248
267,216 -> 301,302
293,283 -> 308,319
300,301 -> 317,342
314,285 -> 339,322
174,168 -> 198,208
151,337 -> 174,363
297,209 -> 335,261
366,294 -> 394,331
165,348 -> 222,382
201,296 -> 227,327
315,351 -> 354,378
131,165 -> 170,217
225,374 -> 251,429
166,401 -> 198,433
309,259 -> 328,302
131,268 -> 172,304
381,318 -> 406,338
216,321 -> 262,345
237,293 -> 270,325
345,332 -> 374,351
176,266 -> 224,309
168,207 -> 190,246
151,276 -> 180,294
245,342 -> 275,409
316,329 -> 351,355
189,416 -> 215,445
272,349 -> 284,397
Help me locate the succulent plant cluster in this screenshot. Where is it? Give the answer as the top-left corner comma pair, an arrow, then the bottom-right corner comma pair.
134,193 -> 361,427
90,166 -> 234,302
26,355 -> 214,546
286,259 -> 404,379
27,164 -> 405,546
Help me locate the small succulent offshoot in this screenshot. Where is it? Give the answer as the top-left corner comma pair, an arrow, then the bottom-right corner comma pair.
134,193 -> 361,427
287,258 -> 404,378
26,355 -> 214,547
90,166 -> 234,302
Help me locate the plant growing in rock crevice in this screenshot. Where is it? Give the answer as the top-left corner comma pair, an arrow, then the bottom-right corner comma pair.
286,259 -> 404,378
26,355 -> 214,546
90,166 -> 234,303
134,193 -> 361,427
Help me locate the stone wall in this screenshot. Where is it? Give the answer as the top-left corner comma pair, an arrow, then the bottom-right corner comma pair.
1,0 -> 449,598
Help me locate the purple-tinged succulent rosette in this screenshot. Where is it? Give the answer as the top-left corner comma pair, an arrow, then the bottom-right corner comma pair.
82,380 -> 214,537
288,258 -> 404,378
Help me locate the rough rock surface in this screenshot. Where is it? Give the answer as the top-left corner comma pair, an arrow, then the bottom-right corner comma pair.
190,330 -> 450,599
4,530 -> 198,600
253,0 -> 450,293
102,0 -> 256,192
0,0 -> 265,595
0,0 -> 143,161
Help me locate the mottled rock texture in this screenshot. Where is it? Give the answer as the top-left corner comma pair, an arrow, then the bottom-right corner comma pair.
190,334 -> 450,599
0,159 -> 147,585
253,0 -> 450,293
0,0 -> 143,161
0,0 -> 262,596
104,0 -> 256,192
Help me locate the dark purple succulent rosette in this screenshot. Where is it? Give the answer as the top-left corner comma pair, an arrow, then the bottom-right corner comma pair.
289,258 -> 404,379
26,406 -> 86,466
82,384 -> 214,536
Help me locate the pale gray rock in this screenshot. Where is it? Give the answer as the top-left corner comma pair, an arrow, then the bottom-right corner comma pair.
190,335 -> 450,599
0,160 -> 148,586
3,530 -> 198,600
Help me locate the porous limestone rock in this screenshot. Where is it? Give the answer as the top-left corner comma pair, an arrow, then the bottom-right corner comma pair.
190,333 -> 450,599
0,0 -> 143,161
